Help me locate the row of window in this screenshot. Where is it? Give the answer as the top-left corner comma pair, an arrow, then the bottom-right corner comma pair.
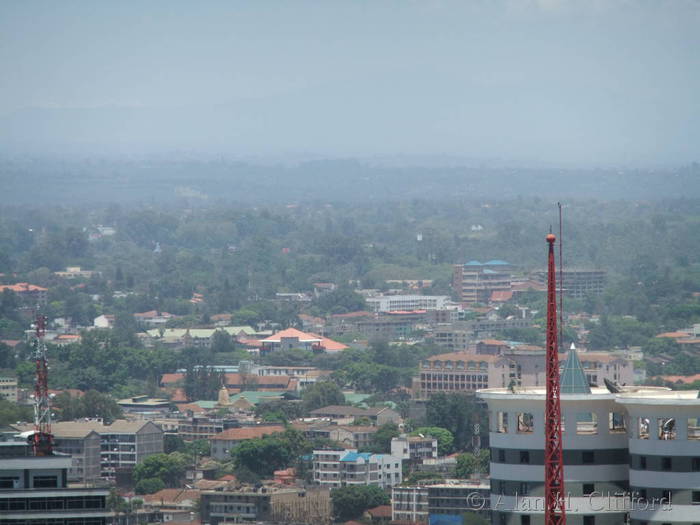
493,411 -> 625,435
0,497 -> 105,511
422,361 -> 489,371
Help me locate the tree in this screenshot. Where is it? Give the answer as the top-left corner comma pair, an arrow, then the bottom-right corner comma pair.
302,381 -> 345,412
54,390 -> 124,422
230,437 -> 293,477
0,399 -> 33,426
133,453 -> 188,488
455,450 -> 490,478
331,485 -> 389,521
366,422 -> 400,453
135,477 -> 165,495
410,427 -> 454,456
426,393 -> 487,451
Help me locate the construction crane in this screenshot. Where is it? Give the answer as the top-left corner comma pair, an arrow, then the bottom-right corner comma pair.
31,314 -> 53,456
544,234 -> 566,524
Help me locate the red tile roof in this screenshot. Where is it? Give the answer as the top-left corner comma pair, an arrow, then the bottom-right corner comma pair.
143,489 -> 200,505
660,373 -> 700,384
210,425 -> 285,441
490,290 -> 513,302
367,505 -> 392,519
0,282 -> 47,292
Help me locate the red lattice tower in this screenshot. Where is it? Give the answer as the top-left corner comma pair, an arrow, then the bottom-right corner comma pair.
544,234 -> 566,524
32,314 -> 53,456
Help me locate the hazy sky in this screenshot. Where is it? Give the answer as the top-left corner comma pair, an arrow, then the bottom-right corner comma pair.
1,0 -> 698,165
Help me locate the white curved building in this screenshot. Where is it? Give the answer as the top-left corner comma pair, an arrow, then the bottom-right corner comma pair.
478,347 -> 700,525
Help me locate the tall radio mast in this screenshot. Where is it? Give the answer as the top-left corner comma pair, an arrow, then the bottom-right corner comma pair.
32,314 -> 53,456
544,234 -> 566,524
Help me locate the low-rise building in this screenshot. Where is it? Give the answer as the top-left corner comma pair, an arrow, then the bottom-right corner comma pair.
0,377 -> 18,402
391,434 -> 438,462
312,449 -> 402,488
260,328 -> 348,354
210,425 -> 285,460
309,405 -> 401,426
200,486 -> 331,525
0,282 -> 48,307
366,295 -> 451,313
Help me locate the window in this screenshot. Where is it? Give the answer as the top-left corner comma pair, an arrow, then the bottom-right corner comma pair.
609,412 -> 626,433
639,456 -> 647,470
498,449 -> 505,462
0,477 -> 18,489
33,476 -> 58,488
520,451 -> 530,464
638,417 -> 650,439
693,457 -> 700,471
692,491 -> 700,505
519,482 -> 529,496
662,457 -> 672,471
689,417 -> 700,440
576,412 -> 598,435
497,412 -> 508,433
658,418 -> 676,440
498,481 -> 506,495
583,516 -> 595,525
583,484 -> 595,496
639,489 -> 647,501
517,413 -> 534,434
521,516 -> 531,525
582,451 -> 594,464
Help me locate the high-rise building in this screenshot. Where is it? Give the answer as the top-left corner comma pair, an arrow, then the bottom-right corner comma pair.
477,347 -> 700,525
0,441 -> 110,525
453,262 -> 512,304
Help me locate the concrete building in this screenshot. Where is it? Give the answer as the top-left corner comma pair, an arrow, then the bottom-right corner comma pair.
477,347 -> 700,525
312,449 -> 402,489
260,327 -> 348,354
366,295 -> 451,313
294,422 -> 378,450
50,426 -> 102,485
392,485 -> 429,523
413,347 -> 636,399
0,442 -> 110,525
200,486 -> 331,525
210,425 -> 285,460
309,405 -> 401,426
453,263 -> 512,304
533,268 -> 607,298
391,434 -> 438,462
0,377 -> 18,402
616,391 -> 700,524
392,480 -> 491,524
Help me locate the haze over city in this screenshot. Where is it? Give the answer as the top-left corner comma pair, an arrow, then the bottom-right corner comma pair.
1,0 -> 699,166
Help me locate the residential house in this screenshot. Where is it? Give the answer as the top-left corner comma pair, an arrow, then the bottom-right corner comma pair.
260,328 -> 348,354
210,425 -> 285,460
390,434 -> 438,462
0,282 -> 48,307
309,405 -> 401,426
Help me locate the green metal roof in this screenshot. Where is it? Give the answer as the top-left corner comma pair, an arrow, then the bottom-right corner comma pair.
560,344 -> 591,394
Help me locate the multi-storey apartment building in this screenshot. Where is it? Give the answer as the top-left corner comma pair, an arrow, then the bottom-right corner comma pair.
453,263 -> 512,304
0,283 -> 48,307
413,346 -> 636,399
294,422 -> 378,451
312,449 -> 402,489
0,442 -> 110,525
200,486 -> 331,525
210,425 -> 285,461
98,420 -> 163,479
477,347 -> 700,525
392,480 -> 491,524
391,435 -> 438,462
49,425 -> 102,485
533,268 -> 607,298
392,485 -> 429,523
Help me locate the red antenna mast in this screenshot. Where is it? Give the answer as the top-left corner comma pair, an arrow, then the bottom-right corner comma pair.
544,234 -> 566,524
32,314 -> 53,456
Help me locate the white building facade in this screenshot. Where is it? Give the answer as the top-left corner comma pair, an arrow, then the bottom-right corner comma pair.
312,449 -> 402,489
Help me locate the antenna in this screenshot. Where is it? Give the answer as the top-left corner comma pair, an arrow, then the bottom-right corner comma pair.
544,234 -> 566,524
32,314 -> 53,456
558,202 -> 564,350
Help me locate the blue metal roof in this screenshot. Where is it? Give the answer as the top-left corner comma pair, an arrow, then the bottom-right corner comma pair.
485,259 -> 510,265
340,452 -> 373,462
464,260 -> 483,266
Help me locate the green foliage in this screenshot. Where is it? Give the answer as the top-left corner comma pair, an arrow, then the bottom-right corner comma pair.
164,434 -> 186,454
53,390 -> 124,422
331,485 -> 389,521
133,453 -> 188,488
301,381 -> 345,411
314,287 -> 366,315
255,400 -> 305,423
0,398 -> 33,426
230,428 -> 310,478
365,423 -> 400,453
135,477 -> 166,495
404,471 -> 444,485
426,393 -> 488,451
184,366 -> 225,401
410,426 -> 454,456
455,450 -> 490,478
